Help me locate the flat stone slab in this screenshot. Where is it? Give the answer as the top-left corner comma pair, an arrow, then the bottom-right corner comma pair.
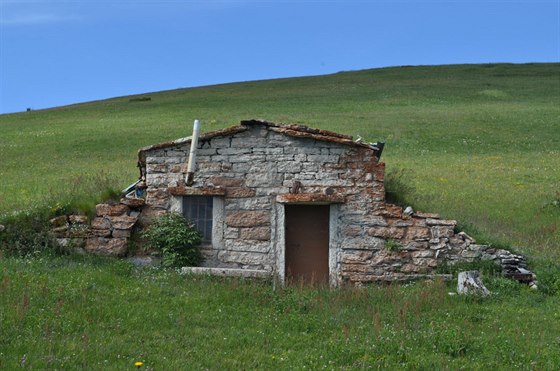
180,267 -> 271,279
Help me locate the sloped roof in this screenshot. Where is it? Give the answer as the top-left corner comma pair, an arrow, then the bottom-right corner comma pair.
138,119 -> 378,164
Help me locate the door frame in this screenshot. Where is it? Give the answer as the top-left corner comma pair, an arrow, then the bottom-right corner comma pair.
274,202 -> 340,287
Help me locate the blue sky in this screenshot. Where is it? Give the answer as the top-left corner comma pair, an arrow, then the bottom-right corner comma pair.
1,0 -> 558,114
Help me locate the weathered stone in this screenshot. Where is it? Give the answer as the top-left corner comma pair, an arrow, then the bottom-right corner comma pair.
226,187 -> 256,198
405,227 -> 431,241
207,176 -> 245,187
111,215 -> 137,230
430,226 -> 454,239
90,228 -> 111,237
411,250 -> 435,258
426,218 -> 456,227
341,250 -> 374,263
457,271 -> 490,297
342,263 -> 374,274
217,250 -> 272,266
91,217 -> 111,230
226,210 -> 270,227
120,197 -> 146,208
239,227 -> 271,241
367,227 -> 405,239
415,212 -> 440,219
96,203 -> 129,217
343,225 -> 362,237
112,229 -> 132,238
85,237 -> 127,256
225,239 -> 271,252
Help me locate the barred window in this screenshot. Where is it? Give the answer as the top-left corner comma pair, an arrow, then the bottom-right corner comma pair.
182,196 -> 213,243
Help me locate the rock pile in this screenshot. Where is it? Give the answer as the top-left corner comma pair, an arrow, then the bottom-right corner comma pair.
85,199 -> 144,256
50,214 -> 90,250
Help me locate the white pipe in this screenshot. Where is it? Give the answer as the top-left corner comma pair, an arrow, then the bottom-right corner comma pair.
185,119 -> 200,186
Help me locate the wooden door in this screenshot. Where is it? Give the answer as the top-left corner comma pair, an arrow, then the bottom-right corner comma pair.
285,205 -> 330,284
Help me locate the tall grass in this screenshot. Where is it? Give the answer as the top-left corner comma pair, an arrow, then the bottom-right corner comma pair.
1,254 -> 559,369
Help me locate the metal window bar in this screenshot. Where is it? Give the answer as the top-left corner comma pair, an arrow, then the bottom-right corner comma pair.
183,196 -> 213,243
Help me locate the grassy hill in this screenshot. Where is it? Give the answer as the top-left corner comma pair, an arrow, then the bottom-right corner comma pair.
1,63 -> 559,369
1,63 -> 559,260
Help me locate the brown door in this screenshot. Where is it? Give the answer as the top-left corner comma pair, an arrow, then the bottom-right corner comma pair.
285,205 -> 330,284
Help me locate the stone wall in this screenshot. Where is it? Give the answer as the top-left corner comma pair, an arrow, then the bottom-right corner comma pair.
85,200 -> 143,256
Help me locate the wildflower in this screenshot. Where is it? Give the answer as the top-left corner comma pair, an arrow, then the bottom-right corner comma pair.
135,361 -> 144,368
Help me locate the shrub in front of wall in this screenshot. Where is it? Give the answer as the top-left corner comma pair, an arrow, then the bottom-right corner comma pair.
0,207 -> 58,256
142,212 -> 202,268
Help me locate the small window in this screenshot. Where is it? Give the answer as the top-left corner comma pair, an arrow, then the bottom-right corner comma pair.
182,196 -> 213,243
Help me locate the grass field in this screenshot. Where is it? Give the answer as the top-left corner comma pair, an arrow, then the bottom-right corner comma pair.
1,254 -> 559,369
1,63 -> 559,368
1,63 -> 558,260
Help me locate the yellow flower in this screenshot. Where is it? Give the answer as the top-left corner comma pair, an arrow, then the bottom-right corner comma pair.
135,361 -> 144,368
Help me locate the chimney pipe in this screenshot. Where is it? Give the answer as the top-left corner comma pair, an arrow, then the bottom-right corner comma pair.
185,119 -> 200,186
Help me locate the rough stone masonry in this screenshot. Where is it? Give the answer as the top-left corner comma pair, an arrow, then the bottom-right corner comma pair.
60,119 -> 536,287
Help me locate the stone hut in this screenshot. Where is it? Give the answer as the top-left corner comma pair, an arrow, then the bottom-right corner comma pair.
122,119 -> 531,286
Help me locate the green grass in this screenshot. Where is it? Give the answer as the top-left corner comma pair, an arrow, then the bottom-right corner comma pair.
1,254 -> 559,369
1,63 -> 558,261
1,63 -> 559,369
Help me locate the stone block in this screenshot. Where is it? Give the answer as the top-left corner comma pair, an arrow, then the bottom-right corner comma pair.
426,218 -> 457,227
411,250 -> 435,258
367,227 -> 405,239
91,217 -> 111,230
229,154 -> 266,163
147,163 -> 168,173
341,237 -> 385,251
226,210 -> 270,227
90,228 -> 111,238
252,147 -> 284,155
96,203 -> 129,217
225,197 -> 272,211
113,229 -> 132,238
224,227 -> 239,239
401,264 -> 422,273
342,263 -> 374,274
406,227 -> 431,241
111,215 -> 138,230
341,250 -> 374,263
239,227 -> 271,241
226,187 -> 257,198
225,239 -> 271,252
207,176 -> 245,187
85,237 -> 127,257
276,161 -> 303,174
430,226 -> 454,239
343,225 -> 362,238
307,154 -> 340,163
120,197 -> 145,209
217,250 -> 271,266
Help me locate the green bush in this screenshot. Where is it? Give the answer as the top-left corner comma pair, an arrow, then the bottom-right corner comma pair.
142,212 -> 203,268
536,262 -> 560,296
0,207 -> 58,256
